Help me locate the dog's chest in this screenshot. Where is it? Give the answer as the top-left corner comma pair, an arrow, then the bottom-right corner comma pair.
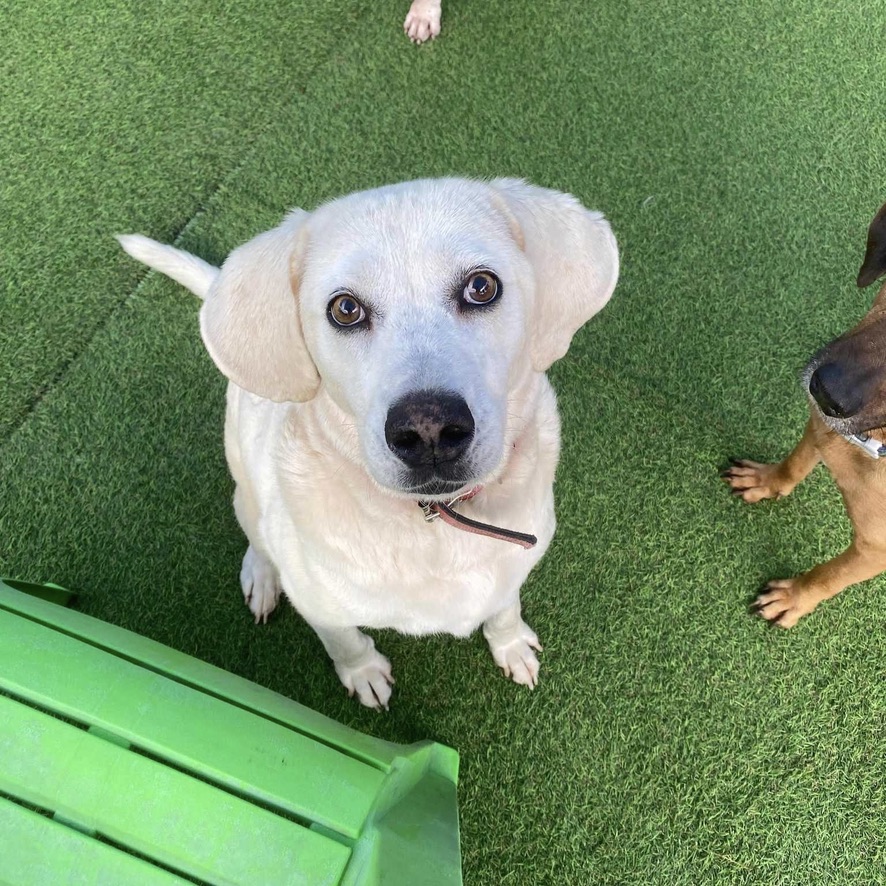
239,383 -> 558,637
271,501 -> 545,636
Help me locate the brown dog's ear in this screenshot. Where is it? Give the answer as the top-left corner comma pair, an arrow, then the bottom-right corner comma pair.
199,210 -> 320,402
857,202 -> 886,288
489,179 -> 619,371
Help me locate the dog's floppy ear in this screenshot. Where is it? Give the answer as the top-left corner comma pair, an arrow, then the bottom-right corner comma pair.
858,202 -> 886,288
490,179 -> 619,371
200,210 -> 320,402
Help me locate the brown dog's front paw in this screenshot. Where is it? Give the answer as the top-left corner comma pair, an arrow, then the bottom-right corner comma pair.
722,458 -> 793,503
752,578 -> 821,628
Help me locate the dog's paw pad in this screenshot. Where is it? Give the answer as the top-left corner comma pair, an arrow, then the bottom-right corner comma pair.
404,0 -> 441,42
753,578 -> 818,628
335,651 -> 395,710
488,628 -> 542,688
240,546 -> 282,624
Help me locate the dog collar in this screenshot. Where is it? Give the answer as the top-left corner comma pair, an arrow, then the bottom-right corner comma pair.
845,432 -> 886,459
418,487 -> 537,549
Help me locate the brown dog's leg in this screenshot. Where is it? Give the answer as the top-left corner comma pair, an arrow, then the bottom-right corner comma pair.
755,533 -> 886,628
754,460 -> 886,627
722,417 -> 820,503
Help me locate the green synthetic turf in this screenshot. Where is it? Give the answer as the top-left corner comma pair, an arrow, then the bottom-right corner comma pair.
2,0 -> 886,882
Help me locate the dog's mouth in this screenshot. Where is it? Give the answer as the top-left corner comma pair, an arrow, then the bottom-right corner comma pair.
399,476 -> 478,501
366,450 -> 495,502
809,406 -> 886,458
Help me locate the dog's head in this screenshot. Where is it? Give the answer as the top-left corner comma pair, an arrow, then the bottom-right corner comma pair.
803,202 -> 886,440
200,178 -> 618,498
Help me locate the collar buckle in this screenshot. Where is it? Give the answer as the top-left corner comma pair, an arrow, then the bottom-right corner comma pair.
846,432 -> 886,459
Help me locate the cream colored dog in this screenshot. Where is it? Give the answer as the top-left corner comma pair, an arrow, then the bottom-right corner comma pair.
119,178 -> 618,708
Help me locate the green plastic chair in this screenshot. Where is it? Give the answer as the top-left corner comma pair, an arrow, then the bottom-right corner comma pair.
0,577 -> 461,885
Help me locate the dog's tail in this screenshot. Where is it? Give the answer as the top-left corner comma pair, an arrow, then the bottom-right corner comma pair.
116,234 -> 218,300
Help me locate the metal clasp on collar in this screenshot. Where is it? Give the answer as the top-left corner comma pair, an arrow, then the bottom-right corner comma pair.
419,501 -> 440,522
419,487 -> 479,522
846,432 -> 886,459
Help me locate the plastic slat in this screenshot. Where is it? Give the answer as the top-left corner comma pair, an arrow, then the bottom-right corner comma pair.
0,607 -> 382,838
0,580 -> 464,885
0,795 -> 192,886
0,695 -> 349,886
0,579 -> 402,769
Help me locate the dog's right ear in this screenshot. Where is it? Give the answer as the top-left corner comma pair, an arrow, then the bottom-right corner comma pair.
489,179 -> 619,372
857,202 -> 886,288
200,210 -> 320,403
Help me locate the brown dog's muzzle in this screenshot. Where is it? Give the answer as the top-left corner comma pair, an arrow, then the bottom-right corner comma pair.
803,201 -> 886,436
808,361 -> 864,420
804,300 -> 886,435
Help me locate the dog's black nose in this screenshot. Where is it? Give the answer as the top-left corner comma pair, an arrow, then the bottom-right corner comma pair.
385,391 -> 475,468
808,363 -> 862,419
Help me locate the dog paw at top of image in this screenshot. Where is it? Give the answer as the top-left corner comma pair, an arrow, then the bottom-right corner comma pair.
404,0 -> 442,43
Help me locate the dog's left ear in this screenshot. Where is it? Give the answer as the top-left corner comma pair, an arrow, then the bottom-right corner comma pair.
858,202 -> 886,288
200,210 -> 320,402
490,179 -> 619,371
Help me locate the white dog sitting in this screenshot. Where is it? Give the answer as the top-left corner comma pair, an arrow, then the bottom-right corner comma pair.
119,178 -> 618,708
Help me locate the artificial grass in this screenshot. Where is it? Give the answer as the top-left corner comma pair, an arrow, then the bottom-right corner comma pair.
2,0 -> 886,882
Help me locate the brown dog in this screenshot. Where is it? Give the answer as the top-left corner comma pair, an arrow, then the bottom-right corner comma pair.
724,202 -> 886,627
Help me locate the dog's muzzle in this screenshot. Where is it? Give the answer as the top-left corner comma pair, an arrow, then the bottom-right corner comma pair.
808,363 -> 862,420
384,390 -> 536,547
807,364 -> 886,457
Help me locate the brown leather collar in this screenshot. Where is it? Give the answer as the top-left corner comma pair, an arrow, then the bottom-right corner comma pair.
418,487 -> 537,549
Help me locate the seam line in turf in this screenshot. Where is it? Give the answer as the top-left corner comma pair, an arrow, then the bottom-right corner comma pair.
0,1 -> 375,459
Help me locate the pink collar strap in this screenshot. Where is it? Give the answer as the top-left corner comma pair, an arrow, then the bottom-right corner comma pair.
418,487 -> 537,549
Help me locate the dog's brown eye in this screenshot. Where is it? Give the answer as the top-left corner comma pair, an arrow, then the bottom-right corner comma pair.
462,271 -> 501,307
327,293 -> 367,328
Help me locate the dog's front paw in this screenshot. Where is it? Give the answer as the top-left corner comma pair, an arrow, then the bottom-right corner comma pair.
487,624 -> 543,689
335,651 -> 395,710
240,545 -> 282,624
722,458 -> 794,503
753,578 -> 821,628
404,0 -> 441,43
